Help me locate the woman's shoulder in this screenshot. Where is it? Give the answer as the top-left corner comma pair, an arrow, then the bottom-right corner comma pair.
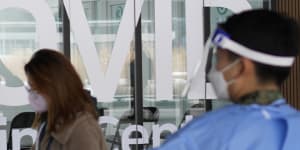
51,112 -> 101,144
58,113 -> 107,149
72,112 -> 99,129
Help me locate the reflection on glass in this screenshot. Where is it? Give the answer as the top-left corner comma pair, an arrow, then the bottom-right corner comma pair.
0,0 -> 273,148
0,8 -> 35,86
68,1 -> 133,149
70,0 -> 132,100
0,1 -> 62,144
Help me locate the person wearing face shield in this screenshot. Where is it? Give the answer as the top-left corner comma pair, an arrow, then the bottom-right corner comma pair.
152,9 -> 300,150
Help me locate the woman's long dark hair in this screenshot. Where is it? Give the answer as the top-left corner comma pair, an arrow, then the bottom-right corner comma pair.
24,49 -> 97,132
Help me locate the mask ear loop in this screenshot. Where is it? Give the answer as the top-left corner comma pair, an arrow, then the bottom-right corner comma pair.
221,59 -> 241,86
220,59 -> 241,73
181,34 -> 213,98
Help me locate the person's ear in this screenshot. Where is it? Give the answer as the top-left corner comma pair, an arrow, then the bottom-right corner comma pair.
238,58 -> 255,79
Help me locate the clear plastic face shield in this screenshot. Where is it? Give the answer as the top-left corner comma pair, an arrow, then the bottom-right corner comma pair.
182,28 -> 295,98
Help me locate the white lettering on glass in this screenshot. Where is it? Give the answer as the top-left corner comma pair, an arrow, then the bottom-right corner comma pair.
62,0 -> 144,102
12,129 -> 36,150
0,0 -> 58,106
152,123 -> 177,148
154,0 -> 173,100
0,0 -> 251,105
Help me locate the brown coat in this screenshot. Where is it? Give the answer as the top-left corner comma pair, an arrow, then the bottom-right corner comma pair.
32,113 -> 107,150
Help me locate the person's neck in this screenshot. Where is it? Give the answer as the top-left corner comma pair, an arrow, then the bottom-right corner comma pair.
233,82 -> 280,101
237,90 -> 283,105
257,83 -> 279,91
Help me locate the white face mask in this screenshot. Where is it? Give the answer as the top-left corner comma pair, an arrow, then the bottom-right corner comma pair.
208,58 -> 240,100
26,88 -> 48,112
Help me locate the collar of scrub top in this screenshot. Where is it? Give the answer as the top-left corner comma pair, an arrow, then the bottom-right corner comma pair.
211,28 -> 295,67
181,28 -> 296,98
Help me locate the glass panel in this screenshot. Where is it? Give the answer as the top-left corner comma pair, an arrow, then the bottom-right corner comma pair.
68,0 -> 137,149
141,1 -> 207,148
141,0 -> 272,148
0,0 -> 274,149
0,0 -> 62,148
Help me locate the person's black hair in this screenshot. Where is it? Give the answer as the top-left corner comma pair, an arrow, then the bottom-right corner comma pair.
219,9 -> 300,86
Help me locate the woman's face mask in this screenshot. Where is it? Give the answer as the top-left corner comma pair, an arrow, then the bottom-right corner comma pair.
26,87 -> 48,112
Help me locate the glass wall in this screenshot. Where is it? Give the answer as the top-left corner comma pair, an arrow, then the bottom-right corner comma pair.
0,0 -> 62,149
0,0 -> 272,149
66,0 -> 136,149
69,0 -> 133,114
140,0 -> 199,128
0,1 -> 62,122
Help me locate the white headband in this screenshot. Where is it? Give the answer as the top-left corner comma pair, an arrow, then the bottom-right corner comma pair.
212,29 -> 295,67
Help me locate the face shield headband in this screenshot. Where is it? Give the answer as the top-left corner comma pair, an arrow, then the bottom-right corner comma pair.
212,28 -> 295,67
